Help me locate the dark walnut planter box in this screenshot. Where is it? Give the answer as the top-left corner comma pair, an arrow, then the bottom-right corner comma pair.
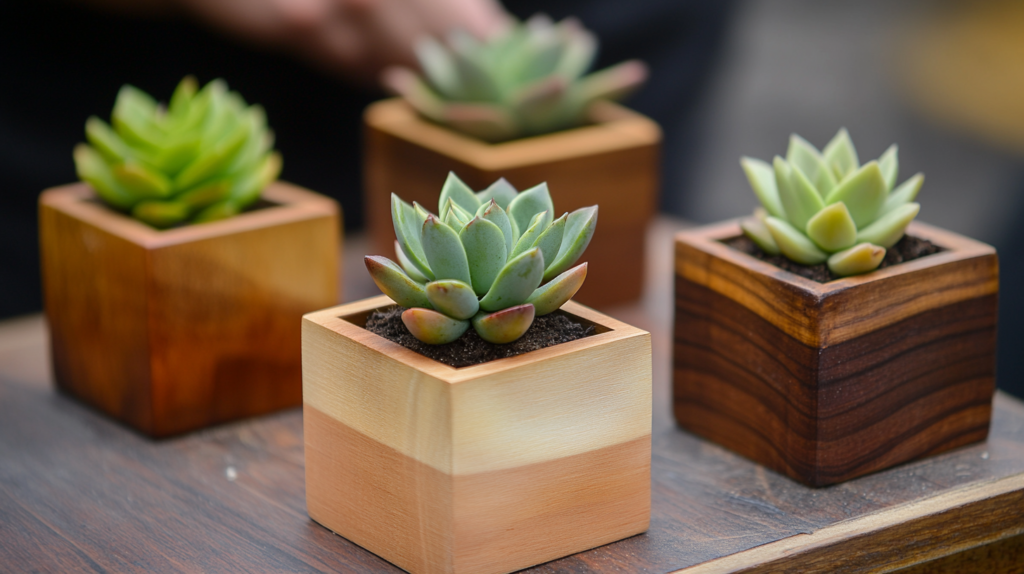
302,295 -> 651,574
40,182 -> 341,438
673,220 -> 998,487
364,98 -> 661,308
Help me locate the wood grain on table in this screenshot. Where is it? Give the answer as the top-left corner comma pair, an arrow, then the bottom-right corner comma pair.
2,219 -> 1023,573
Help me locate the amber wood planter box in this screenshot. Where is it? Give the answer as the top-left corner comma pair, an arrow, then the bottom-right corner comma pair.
40,182 -> 340,438
302,295 -> 651,574
673,220 -> 998,487
364,98 -> 661,308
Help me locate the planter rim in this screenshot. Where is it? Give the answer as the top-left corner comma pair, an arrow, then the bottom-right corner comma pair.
39,181 -> 338,249
303,295 -> 648,384
364,97 -> 662,171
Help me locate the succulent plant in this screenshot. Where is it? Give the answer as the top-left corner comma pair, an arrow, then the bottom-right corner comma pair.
73,76 -> 281,228
381,14 -> 647,143
366,173 -> 597,345
739,129 -> 924,276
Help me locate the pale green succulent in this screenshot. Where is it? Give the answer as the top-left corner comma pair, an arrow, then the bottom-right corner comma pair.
365,173 -> 597,345
740,129 -> 924,277
73,76 -> 281,228
381,14 -> 647,142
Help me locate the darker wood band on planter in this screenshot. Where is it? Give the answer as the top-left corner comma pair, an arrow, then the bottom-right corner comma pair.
673,279 -> 996,486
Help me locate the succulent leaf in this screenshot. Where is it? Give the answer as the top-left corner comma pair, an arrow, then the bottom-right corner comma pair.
786,134 -> 836,196
878,144 -> 899,191
73,144 -> 135,210
527,263 -> 587,315
112,162 -> 173,199
475,178 -> 518,209
510,210 -> 554,259
460,216 -> 508,296
479,247 -> 545,312
416,36 -> 460,98
805,202 -> 857,252
532,213 -> 567,272
193,200 -> 240,223
740,210 -> 780,255
132,200 -> 190,228
775,157 -> 823,231
476,200 -> 515,255
765,216 -> 828,265
421,214 -> 472,285
365,256 -> 432,309
822,128 -> 860,181
395,240 -> 430,283
85,117 -> 132,164
740,157 -> 784,218
575,59 -> 648,105
507,182 -> 554,241
856,202 -> 921,249
438,172 -> 481,217
883,173 -> 923,214
402,308 -> 470,345
177,179 -> 231,212
471,304 -> 536,344
443,198 -> 473,229
425,279 -> 479,320
392,194 -> 435,281
544,205 -> 597,281
827,243 -> 885,276
824,161 -> 887,228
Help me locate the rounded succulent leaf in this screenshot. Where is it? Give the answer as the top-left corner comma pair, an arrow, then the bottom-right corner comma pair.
740,157 -> 784,218
402,308 -> 470,345
365,256 -> 431,309
740,212 -> 780,255
823,161 -> 887,228
805,202 -> 857,253
765,216 -> 828,265
132,200 -> 190,229
460,216 -> 508,296
527,263 -> 587,315
827,243 -> 885,277
507,182 -> 554,241
543,205 -> 597,281
479,247 -> 545,312
73,144 -> 135,209
425,280 -> 479,320
421,214 -> 472,285
193,201 -> 240,223
856,202 -> 920,249
472,304 -> 536,344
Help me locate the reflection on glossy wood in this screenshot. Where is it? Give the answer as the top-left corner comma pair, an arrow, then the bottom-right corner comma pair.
363,98 -> 661,307
39,182 -> 341,437
674,220 -> 999,486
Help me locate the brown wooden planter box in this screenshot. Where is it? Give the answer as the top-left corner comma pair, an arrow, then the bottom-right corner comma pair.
303,295 -> 651,574
673,220 -> 998,487
364,98 -> 661,308
40,182 -> 341,438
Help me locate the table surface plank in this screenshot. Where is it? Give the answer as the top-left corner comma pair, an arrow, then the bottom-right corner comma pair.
2,218 -> 1023,573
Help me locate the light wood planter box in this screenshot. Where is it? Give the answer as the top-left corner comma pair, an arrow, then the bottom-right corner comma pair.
40,182 -> 341,438
303,295 -> 652,574
364,98 -> 661,308
673,220 -> 998,487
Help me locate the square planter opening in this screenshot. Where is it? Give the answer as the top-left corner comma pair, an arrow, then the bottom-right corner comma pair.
40,181 -> 340,438
673,220 -> 998,487
364,98 -> 661,307
303,295 -> 652,574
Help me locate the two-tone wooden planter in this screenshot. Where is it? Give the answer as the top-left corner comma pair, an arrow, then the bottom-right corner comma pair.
364,98 -> 661,308
303,295 -> 651,574
673,220 -> 998,487
40,182 -> 340,438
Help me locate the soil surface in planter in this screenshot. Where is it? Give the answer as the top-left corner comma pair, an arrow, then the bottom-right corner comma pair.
365,306 -> 595,368
724,234 -> 943,283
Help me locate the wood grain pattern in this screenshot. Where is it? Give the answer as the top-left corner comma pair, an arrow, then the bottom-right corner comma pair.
363,98 -> 661,307
674,220 -> 999,486
39,181 -> 341,437
302,296 -> 652,574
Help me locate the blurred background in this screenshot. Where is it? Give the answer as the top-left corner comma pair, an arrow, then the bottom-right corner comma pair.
3,0 -> 1024,394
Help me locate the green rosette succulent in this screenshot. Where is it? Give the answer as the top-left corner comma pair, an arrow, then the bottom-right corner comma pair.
73,76 -> 282,228
366,173 -> 597,345
382,14 -> 647,142
740,128 -> 924,276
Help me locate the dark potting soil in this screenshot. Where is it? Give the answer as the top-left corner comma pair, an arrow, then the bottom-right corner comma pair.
364,306 -> 596,368
723,234 -> 943,283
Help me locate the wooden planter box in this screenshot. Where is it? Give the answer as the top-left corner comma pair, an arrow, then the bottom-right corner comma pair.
302,295 -> 651,574
364,98 -> 661,308
673,220 -> 998,487
40,182 -> 341,438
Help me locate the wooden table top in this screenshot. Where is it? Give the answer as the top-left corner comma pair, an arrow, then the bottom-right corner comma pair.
2,219 -> 1023,573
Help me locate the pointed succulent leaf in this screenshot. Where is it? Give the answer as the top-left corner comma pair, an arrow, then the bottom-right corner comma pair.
856,202 -> 920,249
447,37 -> 503,102
421,214 -> 472,285
507,182 -> 554,242
741,157 -> 784,218
395,241 -> 429,283
392,194 -> 435,281
827,243 -> 886,276
882,173 -> 924,214
775,157 -> 823,231
425,279 -> 479,320
471,304 -> 536,344
740,211 -> 780,255
381,67 -> 449,121
527,263 -> 587,315
878,144 -> 899,191
415,36 -> 460,98
475,178 -> 518,209
443,198 -> 473,228
510,210 -> 553,259
413,201 -> 434,222
823,128 -> 860,181
532,213 -> 567,271
544,205 -> 597,281
806,202 -> 857,252
824,161 -> 888,228
438,172 -> 481,216
132,200 -> 190,228
402,308 -> 470,345
365,256 -> 431,309
443,207 -> 466,230
85,117 -> 131,164
479,247 -> 545,312
511,76 -> 572,135
73,144 -> 136,209
554,17 -> 597,80
786,134 -> 836,196
575,59 -> 648,104
460,216 -> 508,296
765,216 -> 828,265
476,200 -> 515,255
